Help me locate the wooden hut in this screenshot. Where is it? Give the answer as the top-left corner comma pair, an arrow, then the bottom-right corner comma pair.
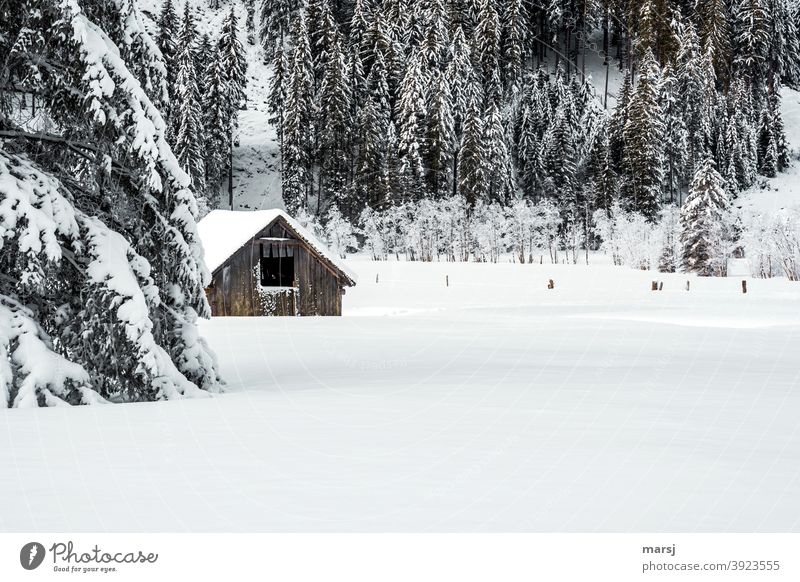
198,210 -> 357,316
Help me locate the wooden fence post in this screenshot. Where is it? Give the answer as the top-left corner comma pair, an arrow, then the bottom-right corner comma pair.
686,281 -> 690,291
742,280 -> 747,294
651,281 -> 658,291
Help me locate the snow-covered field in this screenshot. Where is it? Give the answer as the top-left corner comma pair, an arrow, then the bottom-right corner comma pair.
1,257 -> 799,532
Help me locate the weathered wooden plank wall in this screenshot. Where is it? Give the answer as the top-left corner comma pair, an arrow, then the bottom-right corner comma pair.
205,218 -> 344,317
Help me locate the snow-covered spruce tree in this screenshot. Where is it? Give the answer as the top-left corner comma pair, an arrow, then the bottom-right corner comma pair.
420,0 -> 450,70
246,0 -> 256,45
584,115 -> 616,214
621,49 -> 664,221
474,0 -> 501,105
446,26 -> 473,197
719,80 -> 755,195
174,5 -> 206,205
93,0 -> 170,110
156,0 -> 180,108
203,41 -> 232,198
541,97 -> 577,203
697,0 -> 732,84
457,79 -> 488,207
282,9 -> 315,214
660,65 -> 688,205
768,87 -> 790,171
680,158 -> 735,276
359,3 -> 398,90
482,101 -> 514,203
353,52 -> 392,209
268,42 -> 288,143
195,32 -> 212,98
676,24 -> 714,183
348,36 -> 368,119
259,0 -> 299,59
757,100 -> 779,177
396,51 -> 428,201
349,0 -> 373,62
516,94 -> 541,199
315,0 -> 353,215
500,0 -> 526,98
608,70 -> 631,178
219,5 -> 248,113
424,69 -> 454,199
771,0 -> 800,88
733,0 -> 771,86
0,0 -> 220,406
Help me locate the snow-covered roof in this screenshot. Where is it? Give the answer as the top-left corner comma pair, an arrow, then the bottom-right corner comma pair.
197,209 -> 357,284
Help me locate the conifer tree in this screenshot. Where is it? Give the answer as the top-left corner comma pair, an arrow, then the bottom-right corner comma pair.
396,52 -> 428,200
621,49 -> 664,220
203,42 -> 232,198
584,116 -> 616,213
219,5 -> 248,113
698,0 -> 732,84
425,69 -> 455,198
421,0 -> 451,69
269,44 -> 288,143
350,0 -> 373,56
757,102 -> 778,177
680,158 -> 733,276
474,0 -> 501,104
174,3 -> 206,201
769,87 -> 790,171
156,0 -> 180,105
458,80 -> 488,206
246,0 -> 256,45
195,32 -> 212,97
282,9 -> 315,213
676,25 -> 703,176
0,0 -> 220,405
608,70 -> 631,175
734,0 -> 770,84
446,26 -> 473,195
771,0 -> 800,87
316,0 -> 353,214
354,53 -> 393,208
517,96 -> 542,199
259,0 -> 299,59
501,0 -> 526,98
541,100 -> 577,202
483,101 -> 514,203
660,66 -> 687,204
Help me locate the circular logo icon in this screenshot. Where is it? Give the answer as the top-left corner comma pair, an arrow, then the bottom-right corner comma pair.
20,542 -> 46,570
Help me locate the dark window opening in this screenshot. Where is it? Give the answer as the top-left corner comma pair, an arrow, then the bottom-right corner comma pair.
260,255 -> 294,287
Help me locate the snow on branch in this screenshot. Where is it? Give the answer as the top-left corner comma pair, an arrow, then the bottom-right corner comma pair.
80,216 -> 210,401
60,0 -> 189,193
0,150 -> 212,406
0,296 -> 104,407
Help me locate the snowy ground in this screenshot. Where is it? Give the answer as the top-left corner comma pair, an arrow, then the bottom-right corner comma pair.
2,257 -> 799,532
